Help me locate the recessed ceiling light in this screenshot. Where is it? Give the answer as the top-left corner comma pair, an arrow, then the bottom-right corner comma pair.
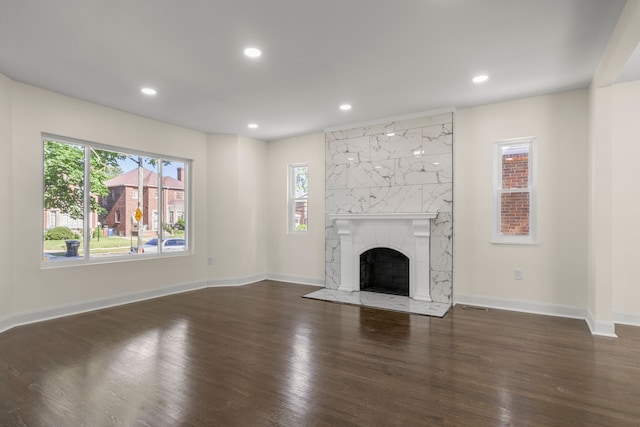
386,132 -> 396,137
244,47 -> 262,58
339,104 -> 352,111
472,75 -> 489,83
248,123 -> 258,129
141,87 -> 157,95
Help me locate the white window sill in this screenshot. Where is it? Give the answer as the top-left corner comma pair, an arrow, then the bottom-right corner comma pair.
490,239 -> 538,246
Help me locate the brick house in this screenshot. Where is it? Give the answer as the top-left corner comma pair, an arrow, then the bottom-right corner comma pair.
102,167 -> 185,237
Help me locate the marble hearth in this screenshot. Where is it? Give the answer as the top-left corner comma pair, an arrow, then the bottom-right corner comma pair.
329,213 -> 437,301
303,288 -> 450,317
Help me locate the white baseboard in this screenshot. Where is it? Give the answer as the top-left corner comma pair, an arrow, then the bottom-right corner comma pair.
266,273 -> 325,287
0,280 -> 208,334
455,293 -> 620,337
207,274 -> 268,287
614,310 -> 640,327
455,293 -> 587,319
585,310 -> 617,337
0,273 -> 326,334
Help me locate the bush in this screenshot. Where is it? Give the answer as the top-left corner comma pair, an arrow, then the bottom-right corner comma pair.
175,217 -> 185,231
44,226 -> 80,241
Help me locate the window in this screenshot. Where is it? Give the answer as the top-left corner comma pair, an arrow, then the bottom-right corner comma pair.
493,137 -> 536,244
42,134 -> 190,263
288,164 -> 309,232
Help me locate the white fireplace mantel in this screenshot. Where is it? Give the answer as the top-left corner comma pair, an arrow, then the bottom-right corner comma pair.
329,213 -> 437,301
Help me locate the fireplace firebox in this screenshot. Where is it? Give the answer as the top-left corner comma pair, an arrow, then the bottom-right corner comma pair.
360,248 -> 409,296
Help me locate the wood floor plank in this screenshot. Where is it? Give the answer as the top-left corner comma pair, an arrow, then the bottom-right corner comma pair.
1,280 -> 639,426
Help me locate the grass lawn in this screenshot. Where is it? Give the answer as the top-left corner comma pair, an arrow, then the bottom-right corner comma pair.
43,232 -> 185,257
44,236 -> 133,256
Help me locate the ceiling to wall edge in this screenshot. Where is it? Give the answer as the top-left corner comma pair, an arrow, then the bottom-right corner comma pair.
323,107 -> 456,134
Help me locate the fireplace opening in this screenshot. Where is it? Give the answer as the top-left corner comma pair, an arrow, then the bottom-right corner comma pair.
360,248 -> 409,296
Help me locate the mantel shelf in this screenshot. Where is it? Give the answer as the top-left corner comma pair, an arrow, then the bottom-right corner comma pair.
329,213 -> 437,222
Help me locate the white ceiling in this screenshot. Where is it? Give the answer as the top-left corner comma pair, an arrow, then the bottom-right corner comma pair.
0,0 -> 629,141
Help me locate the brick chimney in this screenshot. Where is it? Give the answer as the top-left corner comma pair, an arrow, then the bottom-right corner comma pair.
177,167 -> 184,182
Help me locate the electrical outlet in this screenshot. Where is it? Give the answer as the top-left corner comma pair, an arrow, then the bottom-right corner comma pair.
207,257 -> 213,265
514,269 -> 523,280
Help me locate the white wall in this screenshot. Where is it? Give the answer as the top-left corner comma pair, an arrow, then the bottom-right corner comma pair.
237,136 -> 268,279
266,132 -> 325,284
0,74 -> 12,320
207,134 -> 242,280
612,80 -> 640,317
8,80 -> 209,316
455,90 -> 589,312
206,134 -> 269,283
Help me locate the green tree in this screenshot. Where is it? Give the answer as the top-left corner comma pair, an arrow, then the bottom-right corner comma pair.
43,141 -> 125,218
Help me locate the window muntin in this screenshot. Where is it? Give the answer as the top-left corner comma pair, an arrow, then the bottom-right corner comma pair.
493,138 -> 536,244
42,134 -> 190,263
288,164 -> 309,232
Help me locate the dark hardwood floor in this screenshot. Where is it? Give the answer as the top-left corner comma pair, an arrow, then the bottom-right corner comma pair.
1,280 -> 639,426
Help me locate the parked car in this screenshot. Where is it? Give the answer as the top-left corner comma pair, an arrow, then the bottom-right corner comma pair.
130,238 -> 185,254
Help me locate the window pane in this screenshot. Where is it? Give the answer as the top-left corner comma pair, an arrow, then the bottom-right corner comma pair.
501,145 -> 529,189
161,161 -> 187,252
289,164 -> 309,232
88,148 -> 128,258
294,166 -> 308,199
43,140 -> 85,261
500,191 -> 530,236
294,200 -> 308,231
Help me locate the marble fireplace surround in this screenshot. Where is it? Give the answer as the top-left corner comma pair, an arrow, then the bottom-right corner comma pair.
329,213 -> 437,302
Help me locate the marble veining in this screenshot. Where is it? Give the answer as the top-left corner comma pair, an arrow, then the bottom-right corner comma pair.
325,238 -> 340,263
303,289 -> 450,317
346,122 -> 395,139
422,183 -> 453,213
326,188 -> 369,214
325,130 -> 348,142
326,164 -> 347,190
369,185 -> 422,213
326,136 -> 370,165
370,129 -> 422,161
347,159 -> 396,188
396,153 -> 453,185
422,126 -> 453,156
325,263 -> 340,289
430,271 -> 453,304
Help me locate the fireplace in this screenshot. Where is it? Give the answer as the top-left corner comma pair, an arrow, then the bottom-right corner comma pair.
329,213 -> 437,301
360,248 -> 409,296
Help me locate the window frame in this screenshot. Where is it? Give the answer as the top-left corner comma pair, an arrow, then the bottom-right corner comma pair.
41,133 -> 192,267
492,137 -> 537,245
288,163 -> 309,233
